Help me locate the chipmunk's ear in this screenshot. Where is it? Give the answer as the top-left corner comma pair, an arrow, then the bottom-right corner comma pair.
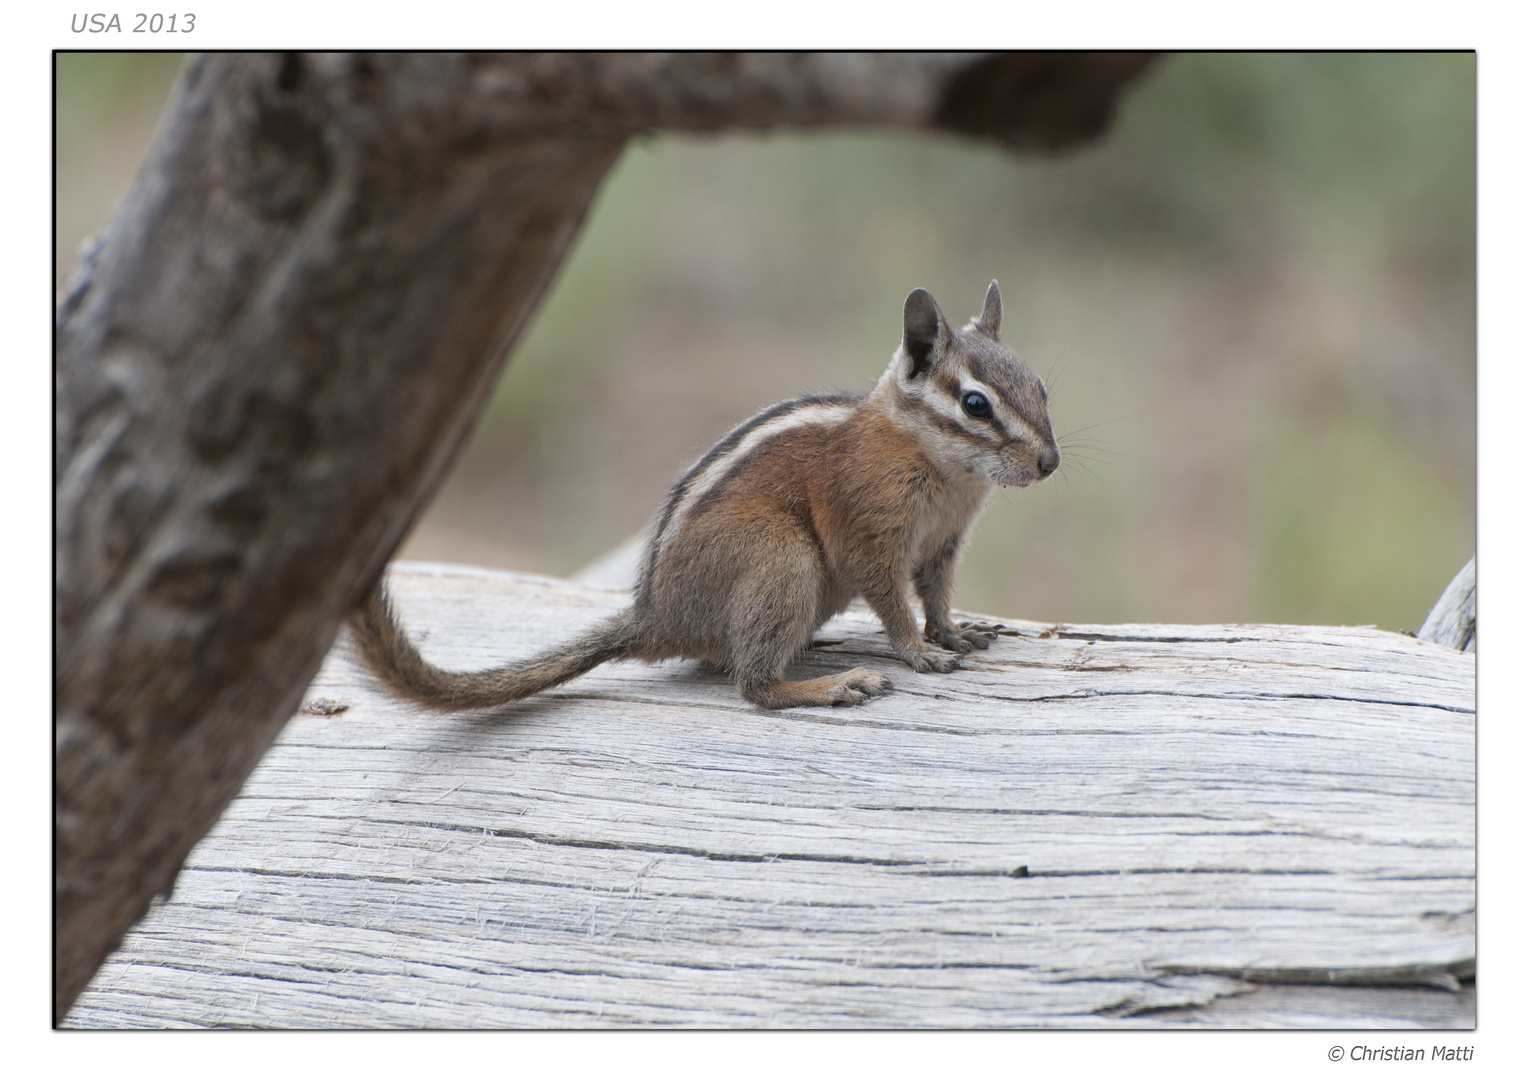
974,280 -> 1002,340
902,288 -> 950,380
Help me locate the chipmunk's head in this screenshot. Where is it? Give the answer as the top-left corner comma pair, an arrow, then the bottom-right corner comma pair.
882,281 -> 1059,488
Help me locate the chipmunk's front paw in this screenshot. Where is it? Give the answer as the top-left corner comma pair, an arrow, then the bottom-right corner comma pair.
926,622 -> 1003,653
927,627 -> 972,653
900,648 -> 962,674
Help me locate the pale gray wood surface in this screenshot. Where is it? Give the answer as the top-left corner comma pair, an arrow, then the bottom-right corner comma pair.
67,563 -> 1475,1028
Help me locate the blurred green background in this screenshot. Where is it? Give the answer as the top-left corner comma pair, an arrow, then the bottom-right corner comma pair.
56,52 -> 1475,631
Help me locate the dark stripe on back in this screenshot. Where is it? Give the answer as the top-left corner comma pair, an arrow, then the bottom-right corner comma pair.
640,392 -> 862,589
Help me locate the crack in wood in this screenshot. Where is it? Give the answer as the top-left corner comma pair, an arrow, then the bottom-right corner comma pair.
1156,961 -> 1473,992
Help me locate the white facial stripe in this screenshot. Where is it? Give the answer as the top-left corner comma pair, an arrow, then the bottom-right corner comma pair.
890,355 -> 1042,449
927,384 -> 968,426
654,402 -> 855,554
897,363 -> 968,426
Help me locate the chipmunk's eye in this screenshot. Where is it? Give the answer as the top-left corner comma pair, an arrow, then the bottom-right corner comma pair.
962,391 -> 993,419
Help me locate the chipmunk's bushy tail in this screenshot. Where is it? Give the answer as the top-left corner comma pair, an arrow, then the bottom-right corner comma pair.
348,580 -> 640,710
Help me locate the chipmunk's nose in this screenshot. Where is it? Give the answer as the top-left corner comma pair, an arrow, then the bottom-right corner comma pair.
1036,446 -> 1060,477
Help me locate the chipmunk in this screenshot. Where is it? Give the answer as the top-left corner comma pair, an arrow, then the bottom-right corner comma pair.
350,281 -> 1059,710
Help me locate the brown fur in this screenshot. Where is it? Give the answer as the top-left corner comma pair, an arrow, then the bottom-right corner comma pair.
349,282 -> 1058,710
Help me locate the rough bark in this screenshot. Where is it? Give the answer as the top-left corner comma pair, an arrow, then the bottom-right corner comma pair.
54,51 -> 1154,1022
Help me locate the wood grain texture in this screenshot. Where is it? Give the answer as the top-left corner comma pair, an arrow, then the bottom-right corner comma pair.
66,563 -> 1475,1029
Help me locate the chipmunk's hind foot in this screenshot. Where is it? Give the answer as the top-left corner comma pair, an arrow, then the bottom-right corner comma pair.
831,667 -> 895,705
739,666 -> 893,709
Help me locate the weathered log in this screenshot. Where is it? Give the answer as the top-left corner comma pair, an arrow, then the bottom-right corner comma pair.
65,564 -> 1475,1028
1418,557 -> 1475,653
53,51 -> 1155,1021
